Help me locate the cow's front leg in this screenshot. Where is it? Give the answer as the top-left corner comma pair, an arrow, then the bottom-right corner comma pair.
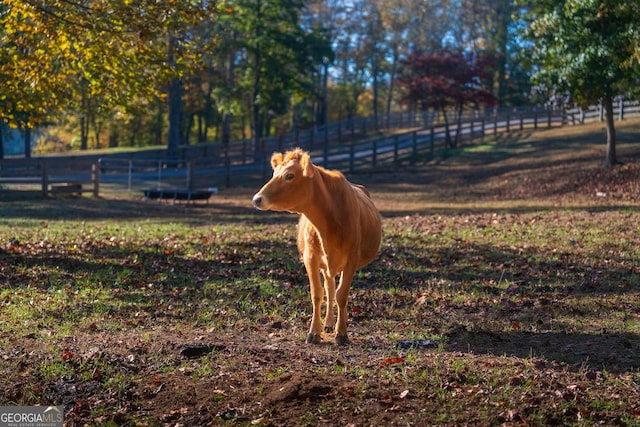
335,266 -> 356,346
322,270 -> 336,333
304,257 -> 323,344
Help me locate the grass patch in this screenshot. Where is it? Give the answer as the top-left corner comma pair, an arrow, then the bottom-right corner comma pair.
1,120 -> 640,425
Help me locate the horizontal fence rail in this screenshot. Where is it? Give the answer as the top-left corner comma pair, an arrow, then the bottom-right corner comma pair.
2,99 -> 639,196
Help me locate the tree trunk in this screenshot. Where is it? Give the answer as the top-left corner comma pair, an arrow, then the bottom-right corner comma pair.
0,123 -> 4,159
441,107 -> 454,148
603,94 -> 618,168
183,112 -> 193,146
386,49 -> 399,122
322,61 -> 329,127
155,96 -> 164,146
109,124 -> 119,148
372,60 -> 379,130
197,114 -> 205,143
252,0 -> 263,154
453,106 -> 464,147
167,32 -> 183,158
252,71 -> 262,153
167,77 -> 183,158
80,115 -> 89,150
80,82 -> 89,150
24,126 -> 31,158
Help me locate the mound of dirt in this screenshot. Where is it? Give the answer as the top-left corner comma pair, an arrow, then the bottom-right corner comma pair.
264,371 -> 337,406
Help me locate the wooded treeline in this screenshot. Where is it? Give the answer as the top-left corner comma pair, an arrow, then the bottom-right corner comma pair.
1,0 -> 639,164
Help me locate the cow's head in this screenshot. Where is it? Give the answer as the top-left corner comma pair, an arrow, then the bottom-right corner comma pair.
252,148 -> 315,212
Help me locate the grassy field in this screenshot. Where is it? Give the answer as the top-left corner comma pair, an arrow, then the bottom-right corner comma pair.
1,120 -> 640,426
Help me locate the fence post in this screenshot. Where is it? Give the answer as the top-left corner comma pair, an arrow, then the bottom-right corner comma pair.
225,153 -> 231,188
394,135 -> 399,164
261,139 -> 268,181
412,131 -> 417,158
349,143 -> 355,173
186,161 -> 193,190
128,160 -> 133,191
619,97 -> 624,121
92,163 -> 100,197
520,113 -> 524,131
310,127 -> 315,151
494,114 -> 498,136
470,120 -> 474,143
372,139 -> 377,168
157,160 -> 162,188
41,161 -> 48,197
599,100 -> 604,122
320,141 -> 327,167
547,110 -> 552,128
480,118 -> 485,143
430,126 -> 435,155
324,124 -> 329,149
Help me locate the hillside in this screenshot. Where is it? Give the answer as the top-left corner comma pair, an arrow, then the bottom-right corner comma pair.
364,118 -> 640,213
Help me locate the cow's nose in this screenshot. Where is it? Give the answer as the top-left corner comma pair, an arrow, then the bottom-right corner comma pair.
252,194 -> 263,208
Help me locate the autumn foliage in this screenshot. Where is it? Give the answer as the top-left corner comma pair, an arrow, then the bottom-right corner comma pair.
397,49 -> 497,147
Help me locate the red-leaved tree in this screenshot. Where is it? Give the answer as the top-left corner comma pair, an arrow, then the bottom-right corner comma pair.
398,50 -> 497,148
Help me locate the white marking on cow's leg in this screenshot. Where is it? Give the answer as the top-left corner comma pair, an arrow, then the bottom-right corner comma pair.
335,266 -> 356,346
322,270 -> 336,333
305,258 -> 324,344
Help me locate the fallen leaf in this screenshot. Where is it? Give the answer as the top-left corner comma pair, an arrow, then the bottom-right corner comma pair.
380,357 -> 405,368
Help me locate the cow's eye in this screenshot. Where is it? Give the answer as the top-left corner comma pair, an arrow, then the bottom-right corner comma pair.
285,173 -> 295,181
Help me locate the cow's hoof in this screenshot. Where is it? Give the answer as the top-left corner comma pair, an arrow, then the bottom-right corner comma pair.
323,325 -> 334,333
305,333 -> 321,344
335,334 -> 349,346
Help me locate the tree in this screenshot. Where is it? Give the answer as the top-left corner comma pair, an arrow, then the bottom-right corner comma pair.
398,49 -> 497,147
521,0 -> 640,167
227,0 -> 332,149
0,0 -> 218,156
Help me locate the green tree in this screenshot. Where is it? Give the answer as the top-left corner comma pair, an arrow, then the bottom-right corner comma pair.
227,0 -> 332,149
522,0 -> 640,167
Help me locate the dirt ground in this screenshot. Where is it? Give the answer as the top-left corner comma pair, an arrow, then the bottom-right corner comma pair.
2,123 -> 640,426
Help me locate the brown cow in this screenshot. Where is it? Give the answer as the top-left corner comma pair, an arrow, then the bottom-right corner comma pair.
252,148 -> 382,345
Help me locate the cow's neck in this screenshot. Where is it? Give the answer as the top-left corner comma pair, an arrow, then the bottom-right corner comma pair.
299,173 -> 342,242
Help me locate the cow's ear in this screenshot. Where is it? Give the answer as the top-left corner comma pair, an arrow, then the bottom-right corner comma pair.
300,152 -> 315,177
271,152 -> 284,169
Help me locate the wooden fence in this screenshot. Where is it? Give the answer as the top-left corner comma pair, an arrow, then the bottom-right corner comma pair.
2,99 -> 640,195
0,158 -> 100,197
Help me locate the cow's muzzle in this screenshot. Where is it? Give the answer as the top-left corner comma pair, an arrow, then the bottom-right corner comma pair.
252,193 -> 265,209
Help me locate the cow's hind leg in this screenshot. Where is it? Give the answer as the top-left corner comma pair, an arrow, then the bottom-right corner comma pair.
335,265 -> 356,346
322,270 -> 336,333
